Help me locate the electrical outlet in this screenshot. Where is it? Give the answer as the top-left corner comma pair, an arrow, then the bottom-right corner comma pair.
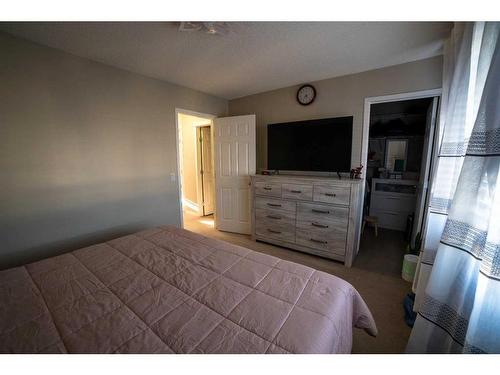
170,173 -> 176,182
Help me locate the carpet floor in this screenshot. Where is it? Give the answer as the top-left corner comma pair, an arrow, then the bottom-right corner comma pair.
183,211 -> 413,354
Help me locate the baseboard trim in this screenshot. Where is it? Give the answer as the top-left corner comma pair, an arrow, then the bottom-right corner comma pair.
182,198 -> 200,214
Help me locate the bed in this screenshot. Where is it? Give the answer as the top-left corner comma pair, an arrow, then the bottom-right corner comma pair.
0,225 -> 377,353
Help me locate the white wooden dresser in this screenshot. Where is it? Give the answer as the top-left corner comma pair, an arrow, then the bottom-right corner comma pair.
250,174 -> 363,267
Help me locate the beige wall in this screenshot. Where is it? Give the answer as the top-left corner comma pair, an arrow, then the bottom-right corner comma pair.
178,113 -> 211,209
0,32 -> 227,268
228,56 -> 443,171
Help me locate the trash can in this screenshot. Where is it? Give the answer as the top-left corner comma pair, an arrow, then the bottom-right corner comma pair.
402,254 -> 419,282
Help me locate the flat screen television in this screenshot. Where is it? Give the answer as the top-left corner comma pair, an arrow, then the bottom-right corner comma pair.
267,116 -> 353,173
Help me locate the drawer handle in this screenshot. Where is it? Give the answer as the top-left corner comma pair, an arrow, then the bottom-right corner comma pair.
310,238 -> 328,244
263,187 -> 273,191
267,203 -> 282,207
311,222 -> 329,228
325,193 -> 337,197
290,190 -> 302,193
267,215 -> 281,220
312,209 -> 330,214
267,229 -> 282,234
385,212 -> 398,216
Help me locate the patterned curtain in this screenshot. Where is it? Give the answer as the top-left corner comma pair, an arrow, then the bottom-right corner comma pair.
407,22 -> 500,353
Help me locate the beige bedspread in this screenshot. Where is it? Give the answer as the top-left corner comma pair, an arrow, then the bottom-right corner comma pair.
0,225 -> 377,353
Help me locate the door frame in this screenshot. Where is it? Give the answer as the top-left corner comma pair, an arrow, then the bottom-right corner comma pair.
196,125 -> 214,216
412,96 -> 440,244
175,108 -> 216,228
361,88 -> 442,169
360,88 -> 442,242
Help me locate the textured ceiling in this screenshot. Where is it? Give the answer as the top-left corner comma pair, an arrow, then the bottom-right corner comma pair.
0,22 -> 452,99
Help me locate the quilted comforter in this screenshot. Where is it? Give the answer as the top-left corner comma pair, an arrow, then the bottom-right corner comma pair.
0,225 -> 377,353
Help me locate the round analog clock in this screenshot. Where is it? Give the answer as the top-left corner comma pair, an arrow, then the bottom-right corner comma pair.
296,84 -> 316,105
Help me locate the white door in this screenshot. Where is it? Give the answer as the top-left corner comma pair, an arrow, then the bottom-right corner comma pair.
213,115 -> 256,234
412,97 -> 439,244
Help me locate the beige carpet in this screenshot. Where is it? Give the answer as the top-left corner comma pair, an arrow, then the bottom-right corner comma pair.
183,211 -> 412,354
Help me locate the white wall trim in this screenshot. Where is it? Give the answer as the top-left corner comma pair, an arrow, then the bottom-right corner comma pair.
182,198 -> 201,214
360,88 -> 442,174
175,108 -> 217,229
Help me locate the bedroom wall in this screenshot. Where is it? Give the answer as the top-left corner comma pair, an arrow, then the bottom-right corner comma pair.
0,32 -> 228,269
228,56 -> 443,171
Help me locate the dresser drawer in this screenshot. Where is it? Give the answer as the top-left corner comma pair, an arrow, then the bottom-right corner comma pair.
256,221 -> 295,243
313,184 -> 350,206
369,208 -> 408,231
370,194 -> 416,213
296,218 -> 347,237
255,208 -> 296,224
297,202 -> 349,227
282,183 -> 313,201
254,197 -> 296,213
296,229 -> 346,256
254,181 -> 282,197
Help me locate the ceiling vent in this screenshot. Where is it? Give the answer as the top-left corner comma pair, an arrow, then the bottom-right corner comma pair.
178,22 -> 229,35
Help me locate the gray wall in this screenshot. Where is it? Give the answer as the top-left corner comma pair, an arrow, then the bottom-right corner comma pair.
228,56 -> 443,171
0,32 -> 227,269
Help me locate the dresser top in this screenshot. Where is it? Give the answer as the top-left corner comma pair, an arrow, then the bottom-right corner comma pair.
251,174 -> 363,185
372,178 -> 418,185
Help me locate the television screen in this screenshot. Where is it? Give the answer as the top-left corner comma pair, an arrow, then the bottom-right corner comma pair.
267,116 -> 353,172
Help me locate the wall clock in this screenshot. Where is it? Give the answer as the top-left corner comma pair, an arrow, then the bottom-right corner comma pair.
296,84 -> 316,105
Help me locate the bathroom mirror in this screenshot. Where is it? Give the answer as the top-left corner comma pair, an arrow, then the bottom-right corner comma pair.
385,139 -> 408,171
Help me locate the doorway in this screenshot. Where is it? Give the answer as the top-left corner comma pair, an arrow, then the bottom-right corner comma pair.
358,90 -> 440,272
176,111 -> 257,234
176,109 -> 216,228
197,125 -> 214,216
